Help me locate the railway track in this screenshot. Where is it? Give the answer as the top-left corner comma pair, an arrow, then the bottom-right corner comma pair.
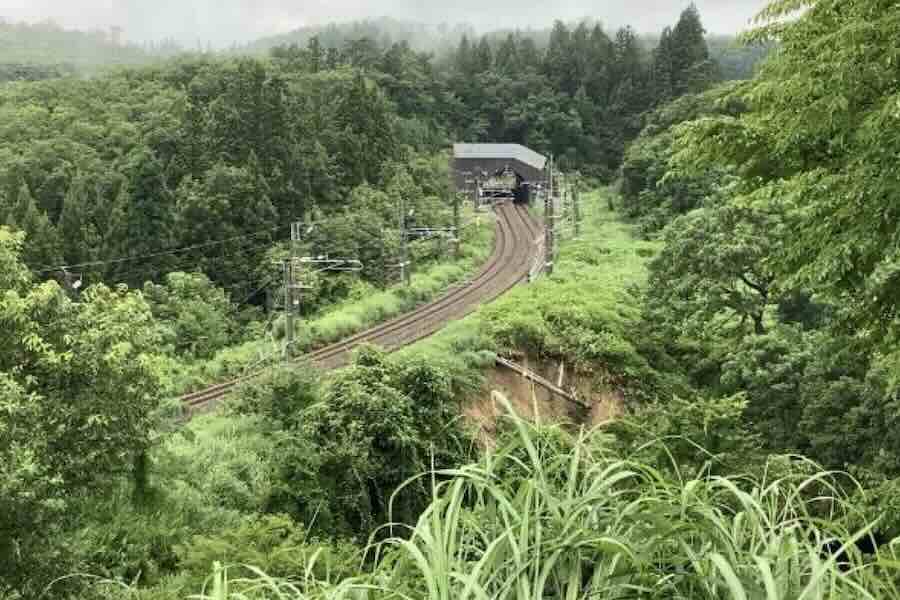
181,202 -> 542,413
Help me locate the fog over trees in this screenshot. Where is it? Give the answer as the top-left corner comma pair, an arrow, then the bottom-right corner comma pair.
2,0 -> 767,47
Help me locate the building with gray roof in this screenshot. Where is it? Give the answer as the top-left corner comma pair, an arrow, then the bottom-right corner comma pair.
452,143 -> 548,195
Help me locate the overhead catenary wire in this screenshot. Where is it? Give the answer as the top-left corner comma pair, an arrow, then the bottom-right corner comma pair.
37,212 -> 395,277
35,200 -> 475,303
36,215 -> 385,286
231,274 -> 278,307
111,236 -> 277,274
37,200 -> 468,276
106,223 -> 389,294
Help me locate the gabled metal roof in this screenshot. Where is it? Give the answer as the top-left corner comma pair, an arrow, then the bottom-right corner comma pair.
453,143 -> 547,172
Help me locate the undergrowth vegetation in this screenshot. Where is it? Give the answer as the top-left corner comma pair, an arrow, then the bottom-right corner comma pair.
482,190 -> 669,397
60,344 -> 477,599
169,397 -> 900,600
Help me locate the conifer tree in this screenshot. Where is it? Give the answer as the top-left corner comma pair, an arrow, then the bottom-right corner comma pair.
611,25 -> 652,115
495,33 -> 519,74
517,37 -> 541,71
325,46 -> 341,69
175,158 -> 277,298
586,24 -> 614,101
671,3 -> 712,94
456,34 -> 473,76
652,26 -> 676,103
336,73 -> 398,187
307,35 -> 324,73
474,37 -> 493,73
118,150 -> 177,286
6,182 -> 61,269
571,22 -> 592,90
58,177 -> 99,267
613,26 -> 643,83
545,21 -> 574,95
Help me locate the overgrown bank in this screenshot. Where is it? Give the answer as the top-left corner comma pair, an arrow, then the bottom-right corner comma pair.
201,397 -> 900,600
395,188 -> 686,411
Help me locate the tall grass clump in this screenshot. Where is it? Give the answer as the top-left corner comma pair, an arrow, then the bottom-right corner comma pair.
190,396 -> 900,599
309,261 -> 469,347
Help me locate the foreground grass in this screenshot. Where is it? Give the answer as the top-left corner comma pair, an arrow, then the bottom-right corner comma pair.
185,396 -> 900,600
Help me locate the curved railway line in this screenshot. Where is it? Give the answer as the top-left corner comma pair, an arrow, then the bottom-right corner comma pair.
181,202 -> 542,414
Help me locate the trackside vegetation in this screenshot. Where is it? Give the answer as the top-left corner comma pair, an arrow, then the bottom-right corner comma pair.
171,208 -> 495,395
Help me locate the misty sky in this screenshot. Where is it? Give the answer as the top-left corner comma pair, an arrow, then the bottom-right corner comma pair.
1,0 -> 768,47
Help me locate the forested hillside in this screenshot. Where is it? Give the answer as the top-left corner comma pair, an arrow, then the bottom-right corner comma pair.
1,4 -> 719,294
247,16 -> 768,82
631,0 -> 900,473
618,0 -> 900,555
240,16 -> 474,57
0,19 -> 178,79
4,0 -> 900,598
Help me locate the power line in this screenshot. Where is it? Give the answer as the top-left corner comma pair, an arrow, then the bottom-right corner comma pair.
232,274 -> 277,307
103,235 -> 286,287
33,201 -> 469,303
67,220 -> 384,294
35,224 -> 290,274
36,204 -> 461,277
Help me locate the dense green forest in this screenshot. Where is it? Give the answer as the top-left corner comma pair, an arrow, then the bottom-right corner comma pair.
1,4 -> 726,296
246,16 -> 767,81
4,0 -> 900,598
240,17 -> 474,58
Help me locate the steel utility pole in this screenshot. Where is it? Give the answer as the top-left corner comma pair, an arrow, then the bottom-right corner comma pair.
573,174 -> 582,239
545,155 -> 555,275
462,171 -> 478,211
399,195 -> 412,286
558,173 -> 568,241
448,171 -> 461,258
280,253 -> 363,359
280,258 -> 295,358
563,173 -> 573,240
60,267 -> 83,297
453,191 -> 461,258
280,222 -> 307,359
473,175 -> 481,210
